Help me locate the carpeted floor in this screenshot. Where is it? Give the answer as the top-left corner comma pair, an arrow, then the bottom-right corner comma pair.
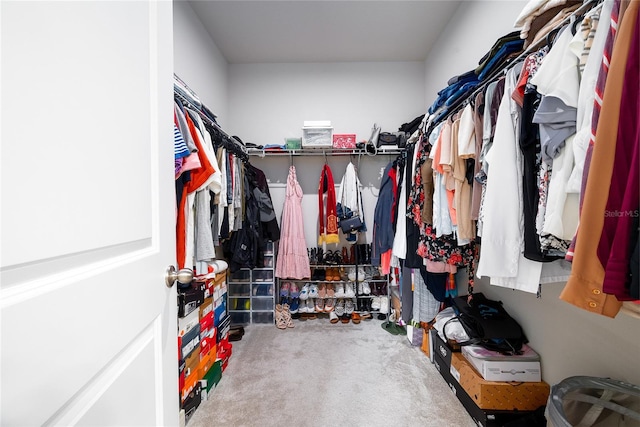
186,319 -> 475,427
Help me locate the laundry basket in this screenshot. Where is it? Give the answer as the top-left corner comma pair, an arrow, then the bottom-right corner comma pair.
546,376 -> 640,427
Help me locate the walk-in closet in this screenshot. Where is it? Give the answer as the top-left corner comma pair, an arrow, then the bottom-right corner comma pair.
2,1 -> 638,426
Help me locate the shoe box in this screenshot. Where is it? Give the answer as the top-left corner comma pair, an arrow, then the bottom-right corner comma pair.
181,382 -> 202,425
461,344 -> 542,382
178,281 -> 206,318
179,323 -> 201,361
431,332 -> 549,427
201,359 -> 223,399
216,314 -> 231,342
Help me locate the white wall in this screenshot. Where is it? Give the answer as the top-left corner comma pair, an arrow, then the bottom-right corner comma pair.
424,0 -> 527,105
173,1 -> 229,125
424,1 -> 640,387
227,62 -> 426,248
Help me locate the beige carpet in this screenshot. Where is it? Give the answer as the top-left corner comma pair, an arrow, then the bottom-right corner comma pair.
187,319 -> 475,427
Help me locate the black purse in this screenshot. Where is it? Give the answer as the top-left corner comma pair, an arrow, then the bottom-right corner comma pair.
378,131 -> 408,148
339,215 -> 363,233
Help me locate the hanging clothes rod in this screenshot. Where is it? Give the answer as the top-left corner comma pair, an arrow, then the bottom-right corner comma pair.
426,0 -> 603,133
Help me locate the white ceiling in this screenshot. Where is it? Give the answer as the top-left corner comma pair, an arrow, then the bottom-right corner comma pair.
187,1 -> 463,64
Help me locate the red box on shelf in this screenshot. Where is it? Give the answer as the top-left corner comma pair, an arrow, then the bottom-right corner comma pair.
332,134 -> 356,149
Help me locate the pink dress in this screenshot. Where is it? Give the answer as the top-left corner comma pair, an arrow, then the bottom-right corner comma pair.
275,166 -> 311,279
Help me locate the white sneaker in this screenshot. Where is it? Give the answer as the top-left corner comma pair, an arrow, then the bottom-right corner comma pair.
347,267 -> 356,282
306,299 -> 316,313
344,283 -> 355,298
379,296 -> 389,314
345,299 -> 355,315
335,299 -> 345,316
299,283 -> 310,300
362,281 -> 371,295
371,297 -> 381,310
334,283 -> 345,298
357,282 -> 363,295
309,284 -> 319,298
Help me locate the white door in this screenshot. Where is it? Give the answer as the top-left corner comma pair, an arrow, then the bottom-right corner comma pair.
1,1 -> 178,426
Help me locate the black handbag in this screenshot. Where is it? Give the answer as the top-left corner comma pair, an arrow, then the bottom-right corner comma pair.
339,215 -> 363,233
445,293 -> 528,355
378,131 -> 408,148
378,132 -> 398,146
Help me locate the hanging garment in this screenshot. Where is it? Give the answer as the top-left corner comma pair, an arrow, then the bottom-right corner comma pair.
371,162 -> 397,273
275,166 -> 311,280
318,164 -> 339,245
601,9 -> 639,300
336,162 -> 366,242
475,63 -> 545,294
560,0 -> 632,317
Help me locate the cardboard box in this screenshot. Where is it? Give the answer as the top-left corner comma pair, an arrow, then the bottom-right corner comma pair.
451,352 -> 549,411
432,349 -> 536,427
462,344 -> 541,382
421,328 -> 430,358
432,332 -> 549,411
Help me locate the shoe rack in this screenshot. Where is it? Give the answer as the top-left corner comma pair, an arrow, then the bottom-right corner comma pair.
276,244 -> 391,321
227,240 -> 276,324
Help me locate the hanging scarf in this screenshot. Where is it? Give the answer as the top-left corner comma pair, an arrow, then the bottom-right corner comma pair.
318,164 -> 339,245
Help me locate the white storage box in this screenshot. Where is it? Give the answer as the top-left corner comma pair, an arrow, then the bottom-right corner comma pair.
462,344 -> 542,382
302,120 -> 333,148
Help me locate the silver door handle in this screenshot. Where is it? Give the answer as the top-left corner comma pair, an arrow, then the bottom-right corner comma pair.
165,266 -> 194,288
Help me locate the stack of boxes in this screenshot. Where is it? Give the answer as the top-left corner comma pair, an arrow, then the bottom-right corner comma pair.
178,271 -> 232,425
428,329 -> 550,427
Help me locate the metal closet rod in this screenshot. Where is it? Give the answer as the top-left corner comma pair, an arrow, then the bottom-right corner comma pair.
247,148 -> 404,157
173,90 -> 249,161
428,0 -> 604,128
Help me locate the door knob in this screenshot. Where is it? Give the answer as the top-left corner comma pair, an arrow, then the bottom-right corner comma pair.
165,266 -> 194,288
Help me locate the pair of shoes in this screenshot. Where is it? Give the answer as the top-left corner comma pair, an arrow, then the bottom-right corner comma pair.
315,298 -> 325,312
311,269 -> 325,280
382,321 -> 403,335
326,267 -> 341,281
344,283 -> 355,298
329,311 -> 339,324
289,298 -> 300,314
325,283 -> 335,297
280,282 -> 290,298
351,312 -> 361,324
334,299 -> 345,316
317,283 -> 326,298
356,281 -> 371,295
282,304 -> 294,328
324,297 -> 335,312
379,296 -> 389,314
275,305 -> 286,328
334,283 -> 345,298
345,299 -> 355,315
371,297 -> 381,311
299,283 -> 311,300
340,314 -> 350,324
299,299 -> 315,314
